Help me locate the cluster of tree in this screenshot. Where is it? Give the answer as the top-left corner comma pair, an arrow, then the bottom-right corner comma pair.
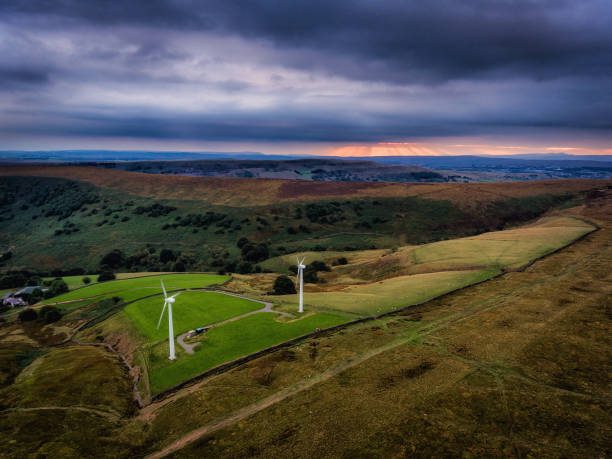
0,272 -> 28,289
18,305 -> 62,324
133,203 -> 176,217
54,221 -> 79,236
28,179 -> 100,220
98,271 -> 116,282
304,202 -> 344,224
237,238 -> 270,263
332,257 -> 348,266
272,275 -> 297,295
162,211 -> 228,230
286,224 -> 312,235
99,248 -> 197,273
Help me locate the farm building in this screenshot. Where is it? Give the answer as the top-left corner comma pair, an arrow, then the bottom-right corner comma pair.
2,293 -> 26,308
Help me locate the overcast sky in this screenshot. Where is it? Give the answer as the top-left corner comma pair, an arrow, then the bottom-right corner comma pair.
1,0 -> 611,156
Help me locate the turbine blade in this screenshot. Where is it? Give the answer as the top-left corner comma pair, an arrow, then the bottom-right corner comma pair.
170,291 -> 182,299
157,301 -> 167,329
161,280 -> 167,298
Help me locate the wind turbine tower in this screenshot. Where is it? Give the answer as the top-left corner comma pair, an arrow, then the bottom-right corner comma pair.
297,257 -> 306,313
157,280 -> 181,360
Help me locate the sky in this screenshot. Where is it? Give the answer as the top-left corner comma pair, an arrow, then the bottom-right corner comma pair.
1,0 -> 611,156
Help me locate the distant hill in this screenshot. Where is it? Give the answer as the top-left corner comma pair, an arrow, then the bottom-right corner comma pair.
2,151 -> 611,180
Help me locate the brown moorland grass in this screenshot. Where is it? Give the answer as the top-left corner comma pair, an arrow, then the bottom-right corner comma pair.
141,192 -> 611,458
0,165 -> 609,207
1,189 -> 610,458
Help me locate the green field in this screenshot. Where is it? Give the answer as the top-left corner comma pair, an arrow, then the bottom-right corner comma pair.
146,312 -> 346,393
122,291 -> 262,341
44,273 -> 229,304
42,272 -> 174,291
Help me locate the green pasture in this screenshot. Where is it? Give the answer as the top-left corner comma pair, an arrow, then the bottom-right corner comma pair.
43,272 -> 173,291
43,273 -> 229,304
275,269 -> 499,316
122,291 -> 262,342
146,312 -> 346,394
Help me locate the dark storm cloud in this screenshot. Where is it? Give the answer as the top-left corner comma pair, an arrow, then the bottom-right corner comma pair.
4,0 -> 611,83
0,66 -> 50,87
1,0 -> 611,146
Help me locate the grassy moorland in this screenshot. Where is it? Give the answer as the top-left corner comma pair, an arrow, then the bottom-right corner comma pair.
139,192 -> 612,458
267,216 -> 595,315
292,269 -> 500,315
0,168 -> 612,457
0,169 -> 605,274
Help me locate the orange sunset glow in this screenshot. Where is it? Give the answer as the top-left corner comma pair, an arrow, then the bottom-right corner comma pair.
326,142 -> 611,157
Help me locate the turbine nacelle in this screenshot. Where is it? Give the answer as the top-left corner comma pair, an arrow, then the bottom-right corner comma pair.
296,256 -> 306,270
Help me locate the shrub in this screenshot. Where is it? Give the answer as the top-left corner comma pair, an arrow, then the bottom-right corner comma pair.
40,306 -> 62,324
98,271 -> 116,282
236,261 -> 253,274
223,260 -> 237,274
100,250 -> 124,269
303,269 -> 319,284
309,260 -> 331,272
242,243 -> 269,263
82,276 -> 91,284
273,275 -> 296,295
49,279 -> 68,296
18,308 -> 38,322
333,257 -> 348,266
27,288 -> 44,304
173,261 -> 186,272
160,249 -> 176,263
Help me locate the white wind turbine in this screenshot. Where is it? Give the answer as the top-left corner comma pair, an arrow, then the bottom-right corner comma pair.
157,280 -> 181,360
296,257 -> 306,313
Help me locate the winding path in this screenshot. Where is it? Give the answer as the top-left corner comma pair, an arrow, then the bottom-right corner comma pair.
176,290 -> 293,355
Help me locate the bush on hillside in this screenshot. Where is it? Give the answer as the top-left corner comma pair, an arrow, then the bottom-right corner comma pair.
173,261 -> 186,272
49,279 -> 68,296
40,306 -> 62,324
303,269 -> 319,284
100,250 -> 124,269
98,271 -> 116,282
236,261 -> 253,274
82,276 -> 91,284
18,308 -> 38,322
273,275 -> 297,295
160,249 -> 176,263
333,257 -> 348,266
309,260 -> 331,272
